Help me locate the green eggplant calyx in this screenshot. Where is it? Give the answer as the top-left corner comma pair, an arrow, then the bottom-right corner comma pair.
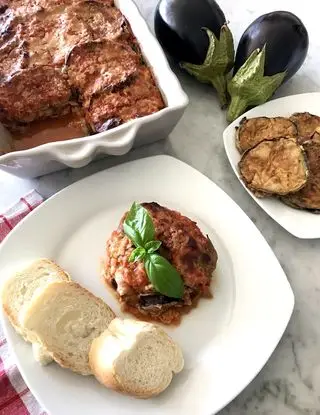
227,46 -> 286,122
181,25 -> 234,107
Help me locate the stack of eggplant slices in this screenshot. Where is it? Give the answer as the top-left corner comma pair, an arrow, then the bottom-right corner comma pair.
236,113 -> 320,213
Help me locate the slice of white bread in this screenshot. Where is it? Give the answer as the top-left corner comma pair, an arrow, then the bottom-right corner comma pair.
1,258 -> 71,339
1,258 -> 71,365
21,281 -> 116,375
89,318 -> 184,398
32,342 -> 54,366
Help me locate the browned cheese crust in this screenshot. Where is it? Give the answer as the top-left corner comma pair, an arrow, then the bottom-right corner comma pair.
281,131 -> 320,212
0,38 -> 28,82
0,66 -> 71,126
290,112 -> 320,143
236,116 -> 297,153
66,40 -> 141,106
0,1 -> 129,68
64,1 -> 131,43
0,0 -> 163,133
0,0 -> 114,16
0,0 -> 40,17
87,66 -> 165,133
239,137 -> 308,196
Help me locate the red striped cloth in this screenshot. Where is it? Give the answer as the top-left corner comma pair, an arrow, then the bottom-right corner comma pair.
0,190 -> 46,414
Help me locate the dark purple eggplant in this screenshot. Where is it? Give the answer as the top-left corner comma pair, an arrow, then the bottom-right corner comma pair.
227,11 -> 309,122
154,0 -> 234,106
155,0 -> 225,64
234,11 -> 309,80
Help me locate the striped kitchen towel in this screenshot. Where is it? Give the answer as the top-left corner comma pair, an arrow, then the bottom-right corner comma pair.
0,190 -> 43,243
0,189 -> 46,414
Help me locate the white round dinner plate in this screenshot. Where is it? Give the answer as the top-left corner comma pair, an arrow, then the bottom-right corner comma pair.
0,155 -> 294,415
223,92 -> 320,239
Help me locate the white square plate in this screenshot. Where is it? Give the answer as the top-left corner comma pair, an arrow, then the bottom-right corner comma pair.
0,155 -> 294,415
223,92 -> 320,239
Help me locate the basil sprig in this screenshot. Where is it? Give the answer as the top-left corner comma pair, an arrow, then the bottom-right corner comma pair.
124,202 -> 184,299
123,201 -> 155,247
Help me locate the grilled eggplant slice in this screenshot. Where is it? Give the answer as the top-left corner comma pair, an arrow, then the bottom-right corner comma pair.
290,112 -> 320,143
236,116 -> 297,153
281,132 -> 320,211
239,137 -> 308,196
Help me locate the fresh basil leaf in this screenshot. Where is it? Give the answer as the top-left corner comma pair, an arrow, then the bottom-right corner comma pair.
145,240 -> 162,254
129,247 -> 146,263
123,202 -> 155,247
123,222 -> 143,247
144,253 -> 184,299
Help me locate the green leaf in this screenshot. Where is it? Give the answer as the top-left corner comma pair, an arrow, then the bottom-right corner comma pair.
144,254 -> 184,299
123,222 -> 142,247
227,46 -> 286,122
129,247 -> 146,263
145,240 -> 162,254
123,203 -> 183,298
123,202 -> 155,247
181,25 -> 234,107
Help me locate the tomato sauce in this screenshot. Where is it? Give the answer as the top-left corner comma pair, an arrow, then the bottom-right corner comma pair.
10,111 -> 89,152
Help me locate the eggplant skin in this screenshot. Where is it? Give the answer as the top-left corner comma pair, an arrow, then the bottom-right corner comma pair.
234,11 -> 309,81
289,112 -> 320,144
281,132 -> 320,212
239,137 -> 308,196
154,0 -> 225,64
236,116 -> 297,153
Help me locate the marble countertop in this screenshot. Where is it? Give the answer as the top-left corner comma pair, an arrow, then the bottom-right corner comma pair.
1,0 -> 320,413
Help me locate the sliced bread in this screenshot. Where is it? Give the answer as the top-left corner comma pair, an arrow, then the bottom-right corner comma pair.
32,342 -> 54,366
1,258 -> 71,339
21,281 -> 115,375
89,318 -> 184,398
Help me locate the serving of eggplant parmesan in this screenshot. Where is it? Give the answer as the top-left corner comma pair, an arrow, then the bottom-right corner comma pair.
0,0 -> 165,152
236,112 -> 320,212
103,202 -> 218,325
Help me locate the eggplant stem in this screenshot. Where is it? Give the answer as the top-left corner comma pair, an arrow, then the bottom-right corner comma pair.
227,95 -> 248,123
211,74 -> 228,108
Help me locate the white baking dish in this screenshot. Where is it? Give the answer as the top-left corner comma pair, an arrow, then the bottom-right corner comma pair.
0,0 -> 188,178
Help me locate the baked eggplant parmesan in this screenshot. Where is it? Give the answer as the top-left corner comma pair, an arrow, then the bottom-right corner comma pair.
87,66 -> 164,133
0,66 -> 71,127
103,202 -> 218,325
0,0 -> 165,151
66,39 -> 141,107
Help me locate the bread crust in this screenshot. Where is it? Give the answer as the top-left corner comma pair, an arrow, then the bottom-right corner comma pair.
89,319 -> 184,398
2,258 -> 70,330
2,258 -> 71,365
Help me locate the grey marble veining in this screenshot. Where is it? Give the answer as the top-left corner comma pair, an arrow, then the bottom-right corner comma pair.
1,0 -> 320,413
